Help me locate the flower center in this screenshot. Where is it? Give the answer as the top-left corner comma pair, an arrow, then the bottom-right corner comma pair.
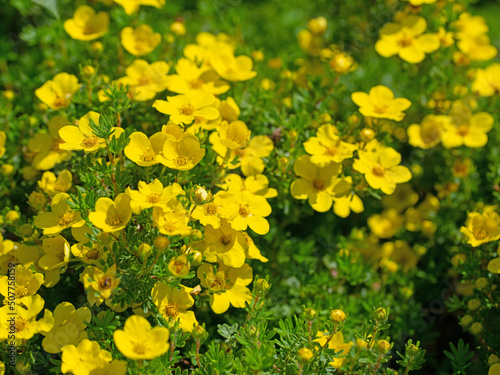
457,125 -> 469,136
16,285 -> 29,298
147,194 -> 161,203
325,147 -> 338,156
52,138 -> 64,151
133,343 -> 147,355
164,303 -> 180,318
239,205 -> 250,218
398,33 -> 414,48
15,318 -> 26,332
110,215 -> 123,226
179,104 -> 195,116
474,229 -> 487,240
83,27 -> 96,35
59,211 -> 75,227
190,79 -> 204,89
204,203 -> 218,216
81,135 -> 99,148
53,97 -> 67,108
163,221 -> 177,234
141,149 -> 156,163
373,104 -> 388,114
174,155 -> 189,167
312,178 -> 326,191
220,234 -> 232,246
98,276 -> 113,290
86,249 -> 101,260
371,164 -> 386,177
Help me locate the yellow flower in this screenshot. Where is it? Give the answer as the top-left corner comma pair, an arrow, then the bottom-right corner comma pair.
0,295 -> 54,343
191,191 -> 238,228
167,58 -> 229,95
460,207 -> 500,247
35,73 -> 79,110
407,115 -> 451,149
80,265 -> 120,306
304,124 -> 357,165
121,25 -> 161,56
127,179 -> 184,213
457,35 -> 497,62
42,302 -> 91,354
332,177 -> 364,218
27,116 -> 72,170
0,233 -> 14,256
195,220 -> 246,268
34,193 -> 85,235
152,200 -> 192,236
315,331 -> 353,369
0,131 -> 6,158
375,15 -> 440,63
219,120 -> 251,150
151,283 -> 198,332
351,85 -> 411,121
229,190 -> 272,235
63,6 -> 109,41
153,92 -> 219,125
404,0 -> 436,5
290,155 -> 349,212
114,315 -> 169,360
368,209 -> 404,238
0,265 -> 44,300
89,193 -> 132,233
168,254 -> 190,277
210,50 -> 257,81
453,13 -> 489,40
71,226 -> 111,265
123,60 -> 171,101
114,0 -> 165,15
59,111 -> 124,153
38,235 -> 71,282
197,263 -> 253,314
124,131 -> 168,166
441,110 -> 494,148
472,63 -> 500,97
162,133 -> 205,170
353,140 -> 412,195
38,170 -> 72,196
61,339 -> 127,375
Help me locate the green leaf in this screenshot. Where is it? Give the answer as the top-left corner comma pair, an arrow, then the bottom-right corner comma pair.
31,0 -> 60,19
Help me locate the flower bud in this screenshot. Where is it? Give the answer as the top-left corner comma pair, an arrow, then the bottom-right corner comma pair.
297,347 -> 314,362
330,53 -> 355,74
254,279 -> 270,294
194,186 -> 209,204
137,243 -> 152,257
302,308 -> 317,321
192,324 -> 206,340
460,315 -> 473,326
170,21 -> 186,36
406,344 -> 419,357
307,17 -> 327,34
82,66 -> 95,76
470,322 -> 483,335
360,128 -> 375,141
375,340 -> 391,354
373,307 -> 388,321
91,41 -> 103,52
475,277 -> 488,289
3,90 -> 15,101
330,309 -> 346,323
5,210 -> 20,224
467,299 -> 480,311
168,254 -> 190,277
252,50 -> 264,61
154,236 -> 170,251
488,354 -> 500,366
28,191 -> 46,211
356,339 -> 368,350
1,164 -> 14,175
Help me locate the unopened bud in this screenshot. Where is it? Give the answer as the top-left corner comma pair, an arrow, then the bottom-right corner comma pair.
297,347 -> 314,362
154,236 -> 170,251
254,279 -> 270,294
330,309 -> 346,323
374,307 -> 388,321
302,308 -> 317,321
375,340 -> 391,354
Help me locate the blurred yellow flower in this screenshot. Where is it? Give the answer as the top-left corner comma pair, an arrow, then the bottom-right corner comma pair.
167,58 -> 229,95
0,131 -> 5,158
38,170 -> 72,196
472,64 -> 500,97
407,115 -> 451,149
352,85 -> 411,121
64,6 -> 109,41
375,15 -> 439,63
114,0 -> 165,15
304,124 -> 357,165
126,179 -> 184,213
121,25 -> 161,56
353,140 -> 412,195
35,73 -> 79,110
